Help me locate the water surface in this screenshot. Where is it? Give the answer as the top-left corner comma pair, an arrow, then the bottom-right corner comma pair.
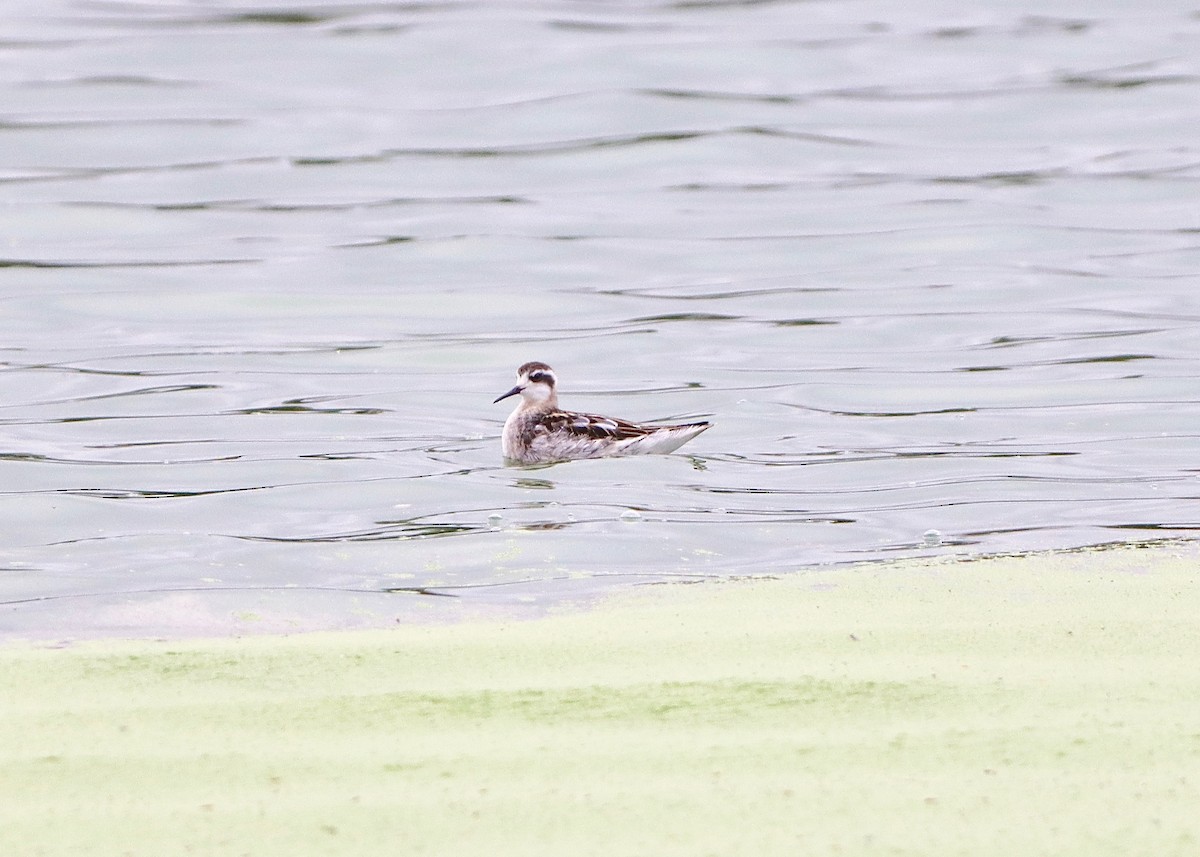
2,0 -> 1198,638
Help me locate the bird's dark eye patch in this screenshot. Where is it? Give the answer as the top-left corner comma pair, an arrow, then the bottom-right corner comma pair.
528,371 -> 553,385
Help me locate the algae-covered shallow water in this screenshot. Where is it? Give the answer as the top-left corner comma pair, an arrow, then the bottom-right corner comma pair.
2,1 -> 1199,637
2,544 -> 1198,856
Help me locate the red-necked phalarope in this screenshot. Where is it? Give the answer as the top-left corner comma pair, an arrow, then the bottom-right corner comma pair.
493,361 -> 711,464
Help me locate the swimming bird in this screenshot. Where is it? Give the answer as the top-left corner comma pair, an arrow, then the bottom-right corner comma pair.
493,361 -> 711,464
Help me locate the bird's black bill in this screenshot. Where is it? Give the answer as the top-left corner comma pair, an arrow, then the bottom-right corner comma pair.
493,385 -> 523,404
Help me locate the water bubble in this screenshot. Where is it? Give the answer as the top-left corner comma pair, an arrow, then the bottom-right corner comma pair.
922,529 -> 943,547
487,512 -> 503,531
620,509 -> 642,522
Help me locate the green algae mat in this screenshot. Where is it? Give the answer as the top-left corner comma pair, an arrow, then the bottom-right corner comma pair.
3,543 -> 1199,856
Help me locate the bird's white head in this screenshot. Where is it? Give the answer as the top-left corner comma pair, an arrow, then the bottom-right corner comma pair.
493,361 -> 558,407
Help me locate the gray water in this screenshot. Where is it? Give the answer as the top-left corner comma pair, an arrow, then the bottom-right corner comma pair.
2,0 -> 1198,638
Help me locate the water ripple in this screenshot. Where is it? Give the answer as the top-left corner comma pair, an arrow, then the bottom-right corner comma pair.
2,0 -> 1199,637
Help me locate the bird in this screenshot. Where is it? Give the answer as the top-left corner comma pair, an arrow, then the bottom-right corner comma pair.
493,361 -> 711,464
